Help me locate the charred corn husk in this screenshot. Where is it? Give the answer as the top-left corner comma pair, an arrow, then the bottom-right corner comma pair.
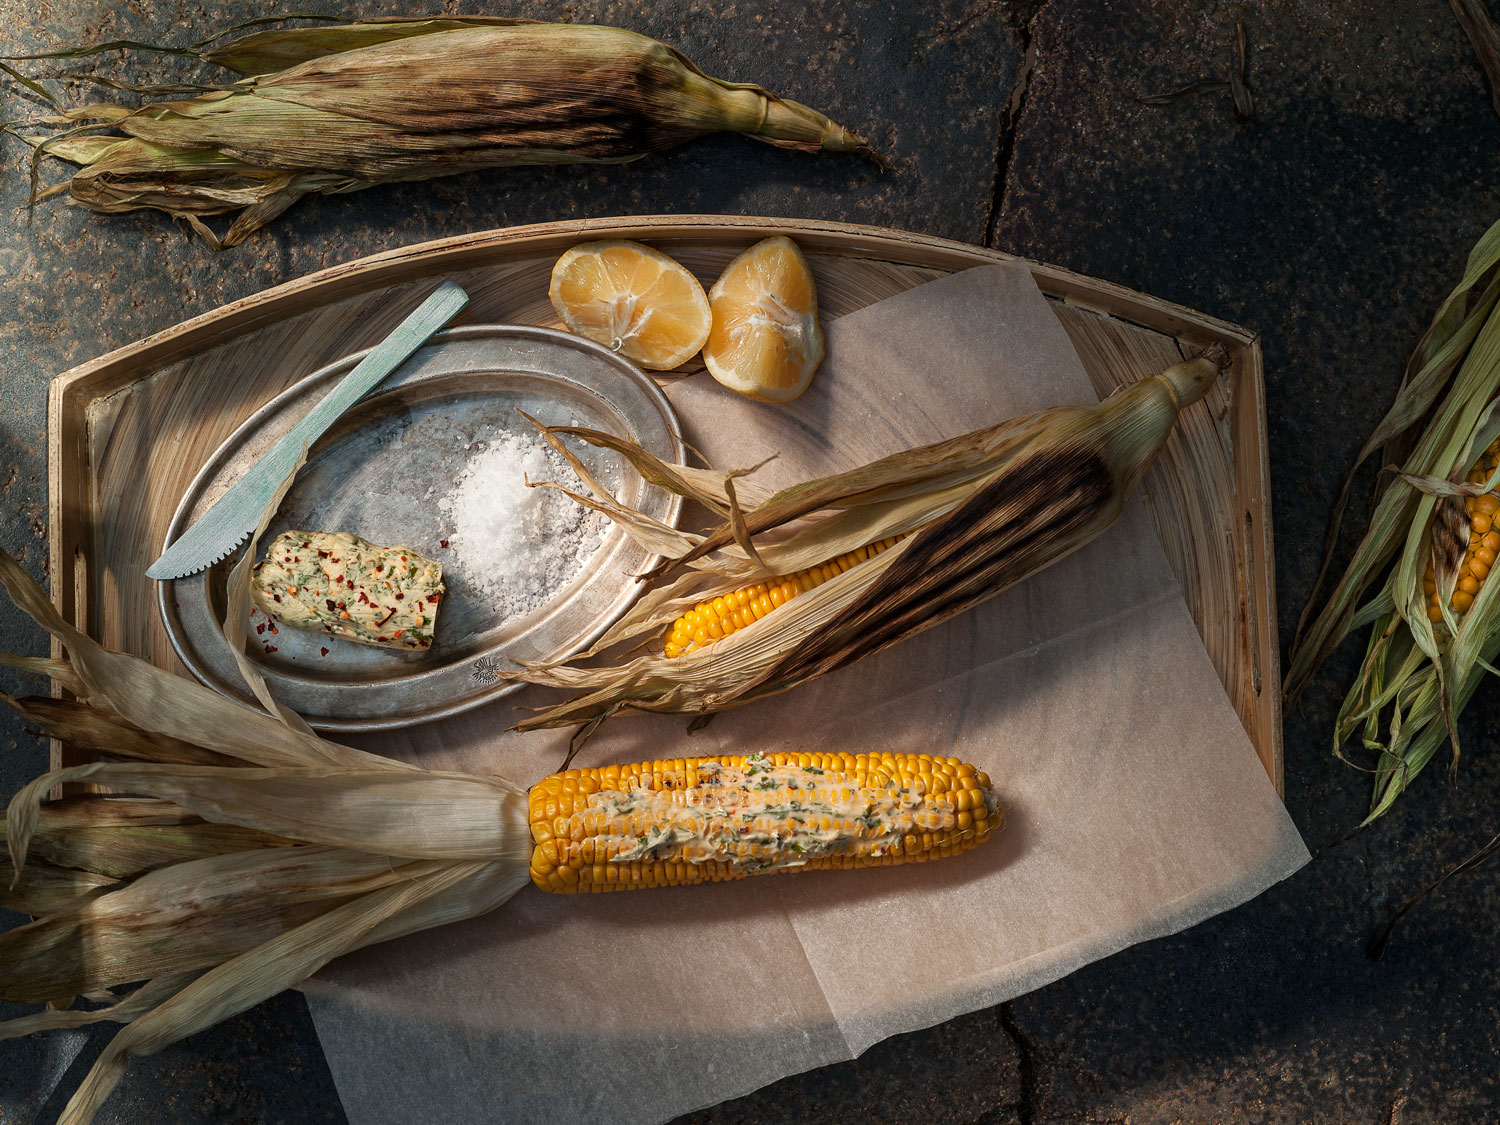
529,751 -> 998,892
1288,217 -> 1500,823
10,20 -> 871,247
509,351 -> 1226,741
0,547 -> 998,1123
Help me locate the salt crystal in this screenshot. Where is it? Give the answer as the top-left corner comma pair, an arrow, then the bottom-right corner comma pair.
439,427 -> 605,621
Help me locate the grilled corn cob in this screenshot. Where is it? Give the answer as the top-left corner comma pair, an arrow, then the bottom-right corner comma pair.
528,751 -> 998,893
512,351 -> 1227,736
663,537 -> 906,657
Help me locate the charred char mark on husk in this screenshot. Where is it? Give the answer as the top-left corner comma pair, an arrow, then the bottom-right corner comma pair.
764,445 -> 1114,687
259,46 -> 695,158
1430,491 -> 1470,588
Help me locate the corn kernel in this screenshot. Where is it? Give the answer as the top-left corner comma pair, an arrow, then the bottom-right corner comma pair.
661,537 -> 908,657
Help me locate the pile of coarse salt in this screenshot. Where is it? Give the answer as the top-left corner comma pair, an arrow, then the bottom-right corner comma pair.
439,426 -> 605,621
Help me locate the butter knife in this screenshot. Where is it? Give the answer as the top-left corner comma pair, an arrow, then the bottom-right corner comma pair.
146,281 -> 470,580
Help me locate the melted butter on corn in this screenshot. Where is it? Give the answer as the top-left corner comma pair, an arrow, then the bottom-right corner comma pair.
528,751 -> 1000,893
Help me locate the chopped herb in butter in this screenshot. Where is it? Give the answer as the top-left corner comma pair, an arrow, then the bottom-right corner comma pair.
251,530 -> 444,651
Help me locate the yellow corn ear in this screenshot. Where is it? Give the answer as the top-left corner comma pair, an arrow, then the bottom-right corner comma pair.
528,751 -> 999,894
663,536 -> 905,657
1425,437 -> 1500,619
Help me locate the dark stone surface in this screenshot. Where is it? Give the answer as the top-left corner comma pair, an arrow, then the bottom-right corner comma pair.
2,0 -> 1499,1121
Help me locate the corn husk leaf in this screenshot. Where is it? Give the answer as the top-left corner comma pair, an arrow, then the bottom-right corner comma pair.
0,60 -> 59,106
6,20 -> 873,247
0,549 -> 404,773
56,858 -> 521,1125
1288,216 -> 1500,822
508,354 -> 1225,747
0,857 -> 118,916
1286,217 -> 1500,696
1,691 -> 237,766
17,818 -> 294,881
0,845 -> 444,1003
0,973 -> 196,1043
8,762 -> 526,876
18,130 -> 355,249
193,14 -> 346,48
12,796 -> 198,831
0,652 -> 86,696
220,443 -> 316,733
0,543 -> 533,1122
200,17 -> 543,76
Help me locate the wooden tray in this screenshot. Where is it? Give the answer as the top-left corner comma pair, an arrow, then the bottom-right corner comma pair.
47,215 -> 1279,791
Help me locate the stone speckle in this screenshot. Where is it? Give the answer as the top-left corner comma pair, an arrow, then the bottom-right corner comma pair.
5,0 -> 1500,1122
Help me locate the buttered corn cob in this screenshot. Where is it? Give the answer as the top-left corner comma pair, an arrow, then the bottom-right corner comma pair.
663,537 -> 905,657
528,751 -> 999,893
1423,437 -> 1500,619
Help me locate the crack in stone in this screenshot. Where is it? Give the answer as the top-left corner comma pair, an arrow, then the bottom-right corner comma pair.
999,1001 -> 1042,1125
913,0 -> 1004,51
983,2 -> 1048,248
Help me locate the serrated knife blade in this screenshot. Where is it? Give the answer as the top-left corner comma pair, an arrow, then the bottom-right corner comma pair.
146,281 -> 470,581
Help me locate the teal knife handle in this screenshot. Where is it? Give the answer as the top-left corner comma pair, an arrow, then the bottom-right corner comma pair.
276,281 -> 469,459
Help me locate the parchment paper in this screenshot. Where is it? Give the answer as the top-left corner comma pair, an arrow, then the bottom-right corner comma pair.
301,262 -> 1310,1123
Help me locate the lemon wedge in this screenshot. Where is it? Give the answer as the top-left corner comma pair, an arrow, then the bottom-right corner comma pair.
549,240 -> 711,370
702,235 -> 824,402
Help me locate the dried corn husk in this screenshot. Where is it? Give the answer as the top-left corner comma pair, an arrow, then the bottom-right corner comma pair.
7,19 -> 872,248
0,545 -> 533,1124
507,352 -> 1226,747
5,16 -> 543,77
1287,218 -> 1500,822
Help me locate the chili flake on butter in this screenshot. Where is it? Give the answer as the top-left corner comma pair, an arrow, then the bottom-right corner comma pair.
250,531 -> 443,651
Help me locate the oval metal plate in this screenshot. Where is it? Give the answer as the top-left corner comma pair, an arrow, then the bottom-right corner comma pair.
158,325 -> 683,732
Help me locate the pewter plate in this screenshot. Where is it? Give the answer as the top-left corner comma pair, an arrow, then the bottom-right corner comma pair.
157,325 -> 683,732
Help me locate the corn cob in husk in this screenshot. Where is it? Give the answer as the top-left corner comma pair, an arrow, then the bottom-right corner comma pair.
8,19 -> 871,248
506,350 -> 1226,747
1287,218 -> 1500,823
0,544 -> 999,1123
